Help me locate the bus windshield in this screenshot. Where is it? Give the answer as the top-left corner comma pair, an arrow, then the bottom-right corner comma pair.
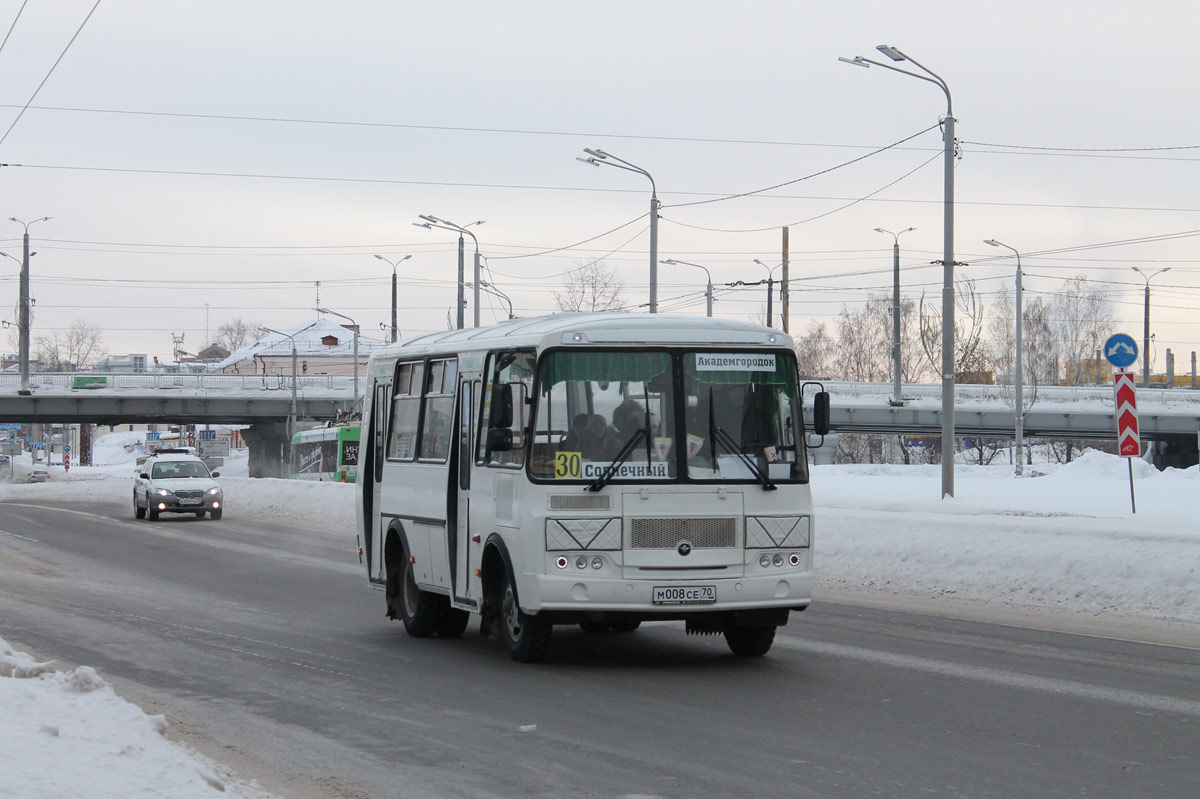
530,349 -> 805,483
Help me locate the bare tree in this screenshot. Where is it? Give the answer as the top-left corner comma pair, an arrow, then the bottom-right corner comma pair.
1050,276 -> 1114,385
918,275 -> 988,379
794,321 -> 834,378
35,320 -> 105,371
215,318 -> 263,352
554,261 -> 626,312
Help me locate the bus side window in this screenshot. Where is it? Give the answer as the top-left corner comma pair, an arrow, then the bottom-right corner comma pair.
480,350 -> 534,467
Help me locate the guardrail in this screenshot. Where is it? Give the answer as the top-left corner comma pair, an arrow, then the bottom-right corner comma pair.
0,372 -> 356,392
819,380 -> 1200,407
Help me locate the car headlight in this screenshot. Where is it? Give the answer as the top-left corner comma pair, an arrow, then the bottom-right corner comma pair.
154,488 -> 171,497
206,487 -> 221,496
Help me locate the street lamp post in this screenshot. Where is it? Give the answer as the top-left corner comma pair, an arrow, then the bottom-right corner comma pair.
660,259 -> 713,317
9,216 -> 51,394
984,239 -> 1025,476
1131,266 -> 1171,388
874,226 -> 916,406
752,260 -> 782,328
841,45 -> 957,498
315,307 -> 360,406
476,279 -> 515,320
577,148 -> 660,313
414,216 -> 484,329
374,254 -> 412,343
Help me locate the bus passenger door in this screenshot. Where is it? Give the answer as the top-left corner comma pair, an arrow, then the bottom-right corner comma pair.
452,377 -> 474,604
369,381 -> 390,580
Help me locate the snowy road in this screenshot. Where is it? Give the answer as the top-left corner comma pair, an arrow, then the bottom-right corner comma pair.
1,496 -> 1197,798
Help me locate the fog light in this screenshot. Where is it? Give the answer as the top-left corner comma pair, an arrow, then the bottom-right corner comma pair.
212,501 -> 220,509
575,556 -> 587,569
789,553 -> 801,566
759,554 -> 771,568
590,556 -> 603,570
772,554 -> 784,567
555,556 -> 569,569
157,503 -> 166,510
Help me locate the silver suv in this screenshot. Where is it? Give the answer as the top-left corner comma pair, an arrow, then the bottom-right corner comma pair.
134,450 -> 224,520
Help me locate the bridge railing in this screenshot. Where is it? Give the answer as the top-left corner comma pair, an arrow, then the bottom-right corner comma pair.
0,372 -> 357,393
818,381 -> 1199,408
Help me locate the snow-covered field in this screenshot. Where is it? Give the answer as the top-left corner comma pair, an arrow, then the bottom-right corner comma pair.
1,430 -> 1197,797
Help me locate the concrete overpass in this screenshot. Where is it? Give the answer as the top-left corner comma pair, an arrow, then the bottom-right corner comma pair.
3,374 -> 1198,472
0,372 -> 355,476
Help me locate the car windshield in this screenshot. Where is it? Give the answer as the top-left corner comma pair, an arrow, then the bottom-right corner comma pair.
151,461 -> 211,479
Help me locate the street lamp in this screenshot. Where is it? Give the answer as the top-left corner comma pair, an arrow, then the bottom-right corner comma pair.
413,216 -> 483,329
475,279 -> 515,320
841,45 -> 957,498
374,254 -> 412,343
260,327 -> 299,441
315,307 -> 360,405
1131,266 -> 1171,388
660,259 -> 713,317
9,216 -> 51,394
752,259 -> 782,328
578,148 -> 660,313
984,239 -> 1025,477
874,227 -> 916,406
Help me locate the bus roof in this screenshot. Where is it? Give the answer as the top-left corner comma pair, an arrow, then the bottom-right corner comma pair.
375,313 -> 793,362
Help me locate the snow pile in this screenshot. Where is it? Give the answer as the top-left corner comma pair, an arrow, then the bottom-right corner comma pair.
0,636 -> 274,798
812,453 -> 1200,629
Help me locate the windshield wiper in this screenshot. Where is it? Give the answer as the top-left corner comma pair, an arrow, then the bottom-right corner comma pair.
586,428 -> 648,492
712,426 -> 776,491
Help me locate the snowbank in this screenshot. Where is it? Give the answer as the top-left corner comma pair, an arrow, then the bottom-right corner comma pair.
0,636 -> 274,798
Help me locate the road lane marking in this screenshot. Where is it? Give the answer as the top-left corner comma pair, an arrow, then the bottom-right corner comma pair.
0,528 -> 39,542
775,636 -> 1200,718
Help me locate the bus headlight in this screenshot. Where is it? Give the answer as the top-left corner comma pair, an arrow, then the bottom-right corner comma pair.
590,556 -> 603,570
575,556 -> 588,570
759,554 -> 771,568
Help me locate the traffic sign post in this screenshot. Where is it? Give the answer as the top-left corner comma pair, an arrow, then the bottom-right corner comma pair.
1114,371 -> 1140,513
1104,333 -> 1139,371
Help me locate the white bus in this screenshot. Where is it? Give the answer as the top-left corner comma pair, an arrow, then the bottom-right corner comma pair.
356,313 -> 829,662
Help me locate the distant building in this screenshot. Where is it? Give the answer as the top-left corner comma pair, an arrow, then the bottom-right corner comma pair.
211,318 -> 385,377
93,354 -> 150,373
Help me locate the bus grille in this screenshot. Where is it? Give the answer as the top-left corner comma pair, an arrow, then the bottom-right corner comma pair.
549,494 -> 612,511
629,517 -> 737,549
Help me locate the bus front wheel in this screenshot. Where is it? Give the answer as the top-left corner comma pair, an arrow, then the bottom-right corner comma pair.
400,558 -> 442,638
723,623 -> 776,657
501,570 -> 551,663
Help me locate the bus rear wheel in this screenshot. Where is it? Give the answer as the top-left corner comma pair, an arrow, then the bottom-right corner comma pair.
723,623 -> 776,657
501,570 -> 551,663
400,558 -> 442,638
436,607 -> 471,639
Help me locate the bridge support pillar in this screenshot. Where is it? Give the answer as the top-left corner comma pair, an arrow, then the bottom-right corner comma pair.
243,422 -> 289,479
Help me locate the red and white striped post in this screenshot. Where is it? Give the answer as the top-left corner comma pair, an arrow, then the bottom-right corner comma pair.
1114,371 -> 1139,513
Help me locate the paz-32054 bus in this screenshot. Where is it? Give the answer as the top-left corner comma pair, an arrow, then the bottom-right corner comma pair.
356,313 -> 829,662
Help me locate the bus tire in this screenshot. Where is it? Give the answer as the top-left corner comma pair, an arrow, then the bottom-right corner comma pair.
437,607 -> 471,639
400,557 -> 442,638
501,569 -> 551,663
723,623 -> 776,657
134,493 -> 145,519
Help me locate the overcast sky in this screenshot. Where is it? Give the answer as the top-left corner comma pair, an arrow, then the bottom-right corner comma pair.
1,0 -> 1197,373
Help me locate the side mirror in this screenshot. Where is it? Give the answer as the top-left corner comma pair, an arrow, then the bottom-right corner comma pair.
486,428 -> 513,453
211,471 -> 221,478
812,391 -> 830,436
489,383 -> 514,428
139,473 -> 149,480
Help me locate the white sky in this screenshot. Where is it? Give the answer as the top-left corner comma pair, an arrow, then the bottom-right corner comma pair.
1,1 -> 1198,369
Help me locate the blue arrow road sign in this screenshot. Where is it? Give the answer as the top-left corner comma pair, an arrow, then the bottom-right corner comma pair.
1104,333 -> 1139,369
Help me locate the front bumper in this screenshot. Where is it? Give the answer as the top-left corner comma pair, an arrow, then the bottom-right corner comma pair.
526,570 -> 812,615
148,496 -> 222,514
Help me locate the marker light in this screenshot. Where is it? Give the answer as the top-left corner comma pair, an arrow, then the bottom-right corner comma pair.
591,556 -> 603,570
759,554 -> 772,568
789,553 -> 801,566
556,556 -> 569,569
575,556 -> 587,569
773,554 -> 785,567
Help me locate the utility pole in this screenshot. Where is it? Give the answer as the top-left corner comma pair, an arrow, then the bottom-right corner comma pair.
11,216 -> 51,394
780,227 -> 790,333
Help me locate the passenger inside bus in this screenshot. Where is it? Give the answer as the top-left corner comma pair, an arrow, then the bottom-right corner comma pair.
561,413 -> 589,450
